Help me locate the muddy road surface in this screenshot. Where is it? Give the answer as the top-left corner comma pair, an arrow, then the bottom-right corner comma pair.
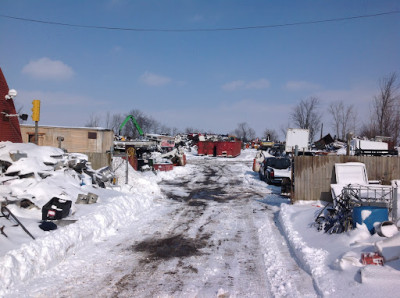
13,156 -> 317,297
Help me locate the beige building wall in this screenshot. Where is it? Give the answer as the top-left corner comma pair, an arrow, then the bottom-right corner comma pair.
20,125 -> 114,154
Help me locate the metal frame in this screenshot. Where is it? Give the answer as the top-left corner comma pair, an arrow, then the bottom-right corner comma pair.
341,184 -> 397,221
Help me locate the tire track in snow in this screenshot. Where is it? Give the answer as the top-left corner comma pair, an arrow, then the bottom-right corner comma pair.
253,202 -> 317,297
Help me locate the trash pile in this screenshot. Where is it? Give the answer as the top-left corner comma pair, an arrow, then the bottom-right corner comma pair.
311,162 -> 400,279
314,162 -> 397,234
0,141 -> 115,237
314,184 -> 396,234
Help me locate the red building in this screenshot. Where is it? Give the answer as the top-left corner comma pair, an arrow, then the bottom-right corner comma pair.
0,67 -> 22,142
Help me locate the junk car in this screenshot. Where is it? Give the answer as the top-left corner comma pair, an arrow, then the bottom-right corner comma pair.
259,157 -> 291,185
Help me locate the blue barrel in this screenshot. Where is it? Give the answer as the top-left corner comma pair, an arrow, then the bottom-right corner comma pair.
352,206 -> 388,234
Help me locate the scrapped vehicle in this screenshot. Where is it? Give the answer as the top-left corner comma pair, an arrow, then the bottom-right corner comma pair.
259,157 -> 291,185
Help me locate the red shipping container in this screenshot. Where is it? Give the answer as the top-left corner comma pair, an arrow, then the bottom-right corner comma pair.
216,141 -> 241,157
197,141 -> 215,156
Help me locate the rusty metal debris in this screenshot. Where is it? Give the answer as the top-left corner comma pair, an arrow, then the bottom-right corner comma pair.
0,225 -> 7,237
1,204 -> 35,239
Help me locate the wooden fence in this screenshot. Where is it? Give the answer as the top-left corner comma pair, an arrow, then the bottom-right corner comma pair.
293,155 -> 400,202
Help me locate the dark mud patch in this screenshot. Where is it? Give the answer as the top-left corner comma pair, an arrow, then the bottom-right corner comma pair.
132,235 -> 208,261
188,200 -> 207,207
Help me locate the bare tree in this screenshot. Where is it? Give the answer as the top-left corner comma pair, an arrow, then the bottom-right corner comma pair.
233,122 -> 256,142
184,127 -> 200,134
291,97 -> 321,141
159,124 -> 171,135
328,101 -> 355,140
359,123 -> 377,139
172,127 -> 180,136
123,109 -> 155,138
280,122 -> 291,141
85,113 -> 101,127
104,111 -> 112,129
263,128 -> 278,141
110,113 -> 124,135
371,72 -> 400,144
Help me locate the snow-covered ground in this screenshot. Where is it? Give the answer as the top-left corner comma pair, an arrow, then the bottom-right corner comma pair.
0,142 -> 399,297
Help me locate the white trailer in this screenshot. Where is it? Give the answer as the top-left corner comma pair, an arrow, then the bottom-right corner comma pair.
285,128 -> 309,153
350,138 -> 388,151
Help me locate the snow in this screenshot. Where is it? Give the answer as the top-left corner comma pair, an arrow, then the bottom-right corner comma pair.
362,210 -> 372,221
0,143 -> 399,297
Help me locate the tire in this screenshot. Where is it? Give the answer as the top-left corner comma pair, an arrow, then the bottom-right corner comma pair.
265,173 -> 272,184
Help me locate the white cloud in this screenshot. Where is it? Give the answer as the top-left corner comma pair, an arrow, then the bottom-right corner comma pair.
245,79 -> 270,90
140,71 -> 172,86
222,79 -> 270,91
285,80 -> 320,91
222,80 -> 245,91
22,58 -> 74,80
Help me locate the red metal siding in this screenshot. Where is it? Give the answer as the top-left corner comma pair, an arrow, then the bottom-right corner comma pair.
197,141 -> 215,156
198,140 -> 242,157
216,141 -> 242,157
153,163 -> 174,171
0,67 -> 23,143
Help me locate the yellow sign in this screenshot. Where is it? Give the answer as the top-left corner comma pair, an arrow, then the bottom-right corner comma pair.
32,99 -> 40,122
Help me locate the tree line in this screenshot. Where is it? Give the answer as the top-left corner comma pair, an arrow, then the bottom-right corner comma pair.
239,72 -> 399,144
85,109 -> 179,139
290,72 -> 399,144
85,72 -> 399,145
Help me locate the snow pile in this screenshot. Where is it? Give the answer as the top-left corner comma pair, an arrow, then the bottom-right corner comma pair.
279,203 -> 336,296
279,199 -> 400,297
0,144 -> 399,296
0,142 -> 164,295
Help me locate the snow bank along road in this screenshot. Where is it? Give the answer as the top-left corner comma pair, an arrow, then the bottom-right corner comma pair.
10,156 -> 317,297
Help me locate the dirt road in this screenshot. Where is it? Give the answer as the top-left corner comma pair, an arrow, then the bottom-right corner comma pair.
12,155 -> 317,297
106,157 -> 317,297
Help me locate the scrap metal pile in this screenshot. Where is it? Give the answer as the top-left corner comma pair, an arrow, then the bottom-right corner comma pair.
0,142 -> 116,237
315,184 -> 396,234
314,162 -> 397,234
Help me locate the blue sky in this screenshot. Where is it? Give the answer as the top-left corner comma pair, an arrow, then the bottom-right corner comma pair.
1,0 -> 399,139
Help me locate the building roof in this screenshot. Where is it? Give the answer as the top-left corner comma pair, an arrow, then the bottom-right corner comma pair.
20,124 -> 112,131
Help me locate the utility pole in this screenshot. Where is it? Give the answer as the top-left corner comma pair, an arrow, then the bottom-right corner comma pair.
320,123 -> 323,139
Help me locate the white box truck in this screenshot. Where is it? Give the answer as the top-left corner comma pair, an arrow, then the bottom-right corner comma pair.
285,128 -> 309,153
350,138 -> 397,156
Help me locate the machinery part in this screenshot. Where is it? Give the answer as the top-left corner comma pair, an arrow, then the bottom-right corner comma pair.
119,115 -> 144,136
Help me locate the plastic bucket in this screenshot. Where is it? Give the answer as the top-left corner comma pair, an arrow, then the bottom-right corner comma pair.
352,206 -> 388,234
